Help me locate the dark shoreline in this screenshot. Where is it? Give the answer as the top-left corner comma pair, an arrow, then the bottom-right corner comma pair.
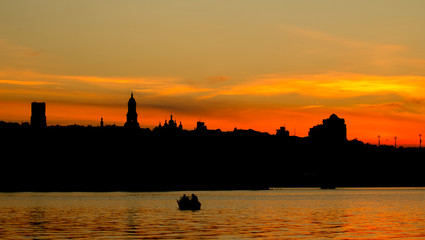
1,126 -> 424,192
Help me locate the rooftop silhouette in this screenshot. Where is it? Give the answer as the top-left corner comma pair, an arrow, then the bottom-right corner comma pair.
309,113 -> 347,144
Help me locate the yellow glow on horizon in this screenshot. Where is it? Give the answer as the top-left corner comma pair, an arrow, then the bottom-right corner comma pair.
211,73 -> 425,100
1,69 -> 425,147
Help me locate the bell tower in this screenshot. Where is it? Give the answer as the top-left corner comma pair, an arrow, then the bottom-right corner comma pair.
124,93 -> 140,128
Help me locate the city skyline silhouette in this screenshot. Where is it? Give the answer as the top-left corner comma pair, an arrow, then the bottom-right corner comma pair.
2,3 -> 425,240
1,93 -> 423,148
0,93 -> 424,191
2,1 -> 425,147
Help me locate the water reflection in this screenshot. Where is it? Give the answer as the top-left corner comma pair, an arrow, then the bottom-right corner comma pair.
0,189 -> 425,239
28,207 -> 48,238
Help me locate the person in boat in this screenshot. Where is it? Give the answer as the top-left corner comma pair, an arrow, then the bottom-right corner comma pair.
178,193 -> 201,210
180,194 -> 189,203
191,194 -> 198,202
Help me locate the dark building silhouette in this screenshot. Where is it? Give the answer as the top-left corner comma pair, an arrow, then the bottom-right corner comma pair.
154,114 -> 183,135
195,121 -> 207,131
31,102 -> 46,128
309,114 -> 347,143
164,114 -> 182,130
232,128 -> 270,137
276,126 -> 290,137
3,97 -> 425,191
124,93 -> 140,128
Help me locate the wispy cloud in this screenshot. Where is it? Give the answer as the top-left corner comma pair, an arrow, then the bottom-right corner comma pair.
0,69 -> 214,103
3,69 -> 425,105
0,79 -> 57,86
205,76 -> 231,85
210,73 -> 425,99
280,24 -> 425,73
283,24 -> 405,52
0,38 -> 42,58
299,105 -> 324,109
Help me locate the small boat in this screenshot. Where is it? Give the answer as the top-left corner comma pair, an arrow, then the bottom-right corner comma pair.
177,194 -> 201,210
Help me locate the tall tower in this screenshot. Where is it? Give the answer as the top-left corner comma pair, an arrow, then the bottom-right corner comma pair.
124,93 -> 139,128
31,102 -> 46,128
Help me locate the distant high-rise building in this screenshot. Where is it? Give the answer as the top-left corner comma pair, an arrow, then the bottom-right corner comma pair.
309,114 -> 347,143
124,93 -> 140,128
195,121 -> 207,131
31,102 -> 46,128
276,126 -> 290,137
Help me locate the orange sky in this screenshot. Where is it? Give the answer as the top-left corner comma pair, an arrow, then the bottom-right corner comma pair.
1,1 -> 425,146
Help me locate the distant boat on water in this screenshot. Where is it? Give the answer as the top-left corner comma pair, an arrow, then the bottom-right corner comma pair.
320,185 -> 336,189
177,194 -> 201,210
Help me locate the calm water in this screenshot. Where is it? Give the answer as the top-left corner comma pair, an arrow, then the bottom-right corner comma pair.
1,189 -> 425,239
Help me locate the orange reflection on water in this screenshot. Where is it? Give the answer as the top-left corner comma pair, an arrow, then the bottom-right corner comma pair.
1,190 -> 425,239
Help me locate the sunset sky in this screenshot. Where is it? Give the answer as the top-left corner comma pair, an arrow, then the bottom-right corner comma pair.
1,0 -> 425,146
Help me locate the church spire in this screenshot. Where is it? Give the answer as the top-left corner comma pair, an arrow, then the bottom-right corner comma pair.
124,93 -> 139,128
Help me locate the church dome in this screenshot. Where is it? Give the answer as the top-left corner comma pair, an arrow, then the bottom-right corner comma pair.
128,93 -> 137,108
329,113 -> 339,119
